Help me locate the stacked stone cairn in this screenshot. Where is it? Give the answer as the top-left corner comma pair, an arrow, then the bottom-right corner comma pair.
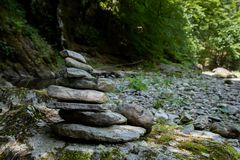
47,50 -> 150,143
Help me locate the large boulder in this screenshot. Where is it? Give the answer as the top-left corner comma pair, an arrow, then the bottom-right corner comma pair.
60,50 -> 87,63
59,110 -> 127,126
47,85 -> 108,103
212,67 -> 237,78
65,57 -> 93,72
47,102 -> 109,111
52,123 -> 146,142
116,104 -> 154,133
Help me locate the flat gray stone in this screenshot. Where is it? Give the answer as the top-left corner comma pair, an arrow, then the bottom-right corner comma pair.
56,78 -> 97,90
56,78 -> 115,92
47,85 -> 108,104
63,68 -> 94,79
47,102 -> 109,111
59,110 -> 127,126
52,123 -> 146,142
60,49 -> 87,63
65,57 -> 93,72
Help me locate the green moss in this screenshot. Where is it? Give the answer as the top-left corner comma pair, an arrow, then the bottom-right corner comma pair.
0,152 -> 7,160
34,89 -> 48,96
100,148 -> 125,160
127,76 -> 148,91
142,150 -> 157,160
153,99 -> 164,109
175,153 -> 190,160
147,120 -> 179,144
0,104 -> 41,140
178,141 -> 209,154
157,135 -> 175,144
60,150 -> 92,160
177,140 -> 240,160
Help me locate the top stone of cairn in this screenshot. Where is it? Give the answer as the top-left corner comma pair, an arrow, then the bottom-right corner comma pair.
60,49 -> 87,64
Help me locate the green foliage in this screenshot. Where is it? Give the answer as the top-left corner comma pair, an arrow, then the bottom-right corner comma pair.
100,148 -> 125,160
60,150 -> 92,160
183,0 -> 240,69
99,0 -> 240,68
153,99 -> 163,109
23,26 -> 56,64
118,0 -> 196,63
0,0 -> 26,33
127,75 -> 148,91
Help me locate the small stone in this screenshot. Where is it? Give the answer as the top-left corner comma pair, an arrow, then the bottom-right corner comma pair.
47,85 -> 108,104
62,68 -> 94,79
116,103 -> 154,133
182,124 -> 195,134
65,57 -> 93,72
60,49 -> 86,63
209,116 -> 221,122
194,116 -> 209,130
154,109 -> 168,120
180,112 -> 193,124
97,78 -> 115,92
47,102 -> 109,111
59,110 -> 127,126
52,123 -> 146,142
220,105 -> 239,115
168,114 -> 179,122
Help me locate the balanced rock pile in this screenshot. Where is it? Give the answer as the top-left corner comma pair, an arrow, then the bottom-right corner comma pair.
47,50 -> 150,143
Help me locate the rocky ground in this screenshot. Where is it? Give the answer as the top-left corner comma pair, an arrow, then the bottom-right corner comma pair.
0,70 -> 240,160
108,71 -> 240,140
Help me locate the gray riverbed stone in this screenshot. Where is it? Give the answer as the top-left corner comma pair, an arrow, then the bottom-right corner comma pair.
194,116 -> 209,130
60,49 -> 87,63
47,85 -> 108,104
116,103 -> 154,133
62,68 -> 94,79
212,67 -> 237,78
56,78 -> 97,90
52,123 -> 146,142
210,122 -> 240,139
65,57 -> 93,72
47,102 -> 109,111
59,110 -> 127,126
56,77 -> 115,92
97,78 -> 115,92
